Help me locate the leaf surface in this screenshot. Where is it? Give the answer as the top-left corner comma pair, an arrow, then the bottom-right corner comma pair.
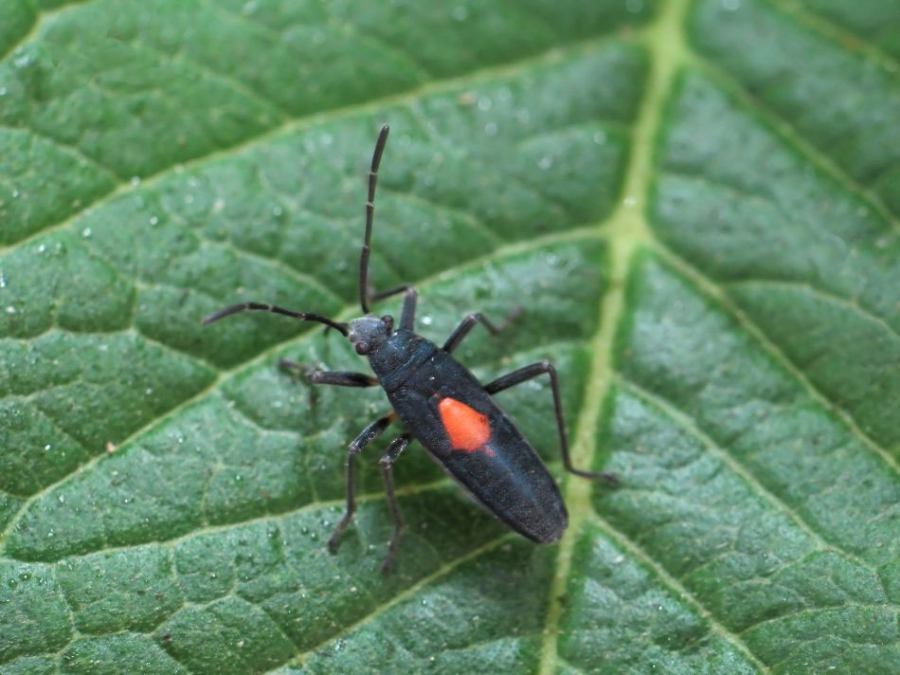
0,1 -> 897,673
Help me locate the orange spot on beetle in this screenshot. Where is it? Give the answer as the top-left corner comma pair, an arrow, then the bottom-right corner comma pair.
438,397 -> 494,455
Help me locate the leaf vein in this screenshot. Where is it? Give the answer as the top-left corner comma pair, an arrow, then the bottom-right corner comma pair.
652,243 -> 900,471
276,534 -> 515,670
618,375 -> 881,574
725,278 -> 900,341
587,511 -> 771,673
682,56 -> 900,231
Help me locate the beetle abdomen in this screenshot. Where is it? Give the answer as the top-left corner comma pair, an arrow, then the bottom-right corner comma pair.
383,347 -> 569,544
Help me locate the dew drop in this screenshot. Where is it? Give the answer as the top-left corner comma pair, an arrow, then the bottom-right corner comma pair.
130,176 -> 141,186
149,216 -> 159,226
11,189 -> 19,198
0,87 -> 7,96
477,97 -> 492,111
421,315 -> 433,326
81,227 -> 92,238
44,444 -> 52,451
58,495 -> 65,503
145,388 -> 153,396
0,272 -> 6,288
538,156 -> 553,170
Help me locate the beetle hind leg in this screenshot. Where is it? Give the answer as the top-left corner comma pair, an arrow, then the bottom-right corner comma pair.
378,433 -> 412,574
328,412 -> 396,553
484,361 -> 618,485
370,285 -> 418,331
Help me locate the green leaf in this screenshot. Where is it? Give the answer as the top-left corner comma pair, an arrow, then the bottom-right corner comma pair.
0,0 -> 897,673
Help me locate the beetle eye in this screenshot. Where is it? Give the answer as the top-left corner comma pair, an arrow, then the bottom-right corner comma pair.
355,341 -> 370,355
381,315 -> 394,330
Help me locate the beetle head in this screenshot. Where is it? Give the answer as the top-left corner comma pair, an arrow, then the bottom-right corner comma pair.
347,314 -> 394,355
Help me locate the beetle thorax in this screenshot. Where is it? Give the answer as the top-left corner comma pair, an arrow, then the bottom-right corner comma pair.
347,314 -> 394,355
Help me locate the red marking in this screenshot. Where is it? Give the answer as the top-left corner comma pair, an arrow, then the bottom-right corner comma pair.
438,398 -> 494,456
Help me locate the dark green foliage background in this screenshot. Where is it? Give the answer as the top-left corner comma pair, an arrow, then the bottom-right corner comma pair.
0,0 -> 897,673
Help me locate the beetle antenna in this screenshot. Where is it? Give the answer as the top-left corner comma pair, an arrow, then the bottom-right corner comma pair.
358,124 -> 390,315
202,302 -> 348,336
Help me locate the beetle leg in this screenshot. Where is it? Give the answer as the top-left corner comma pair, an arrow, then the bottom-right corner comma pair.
329,412 -> 397,553
378,433 -> 412,574
484,361 -> 618,485
442,306 -> 522,353
278,360 -> 378,387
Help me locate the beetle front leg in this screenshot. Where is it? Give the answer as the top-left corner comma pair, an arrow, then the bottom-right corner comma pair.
442,306 -> 522,353
484,361 -> 618,485
370,285 -> 417,331
378,433 -> 412,574
329,412 -> 397,553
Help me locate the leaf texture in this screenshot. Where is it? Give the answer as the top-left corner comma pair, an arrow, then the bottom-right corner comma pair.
0,1 -> 897,673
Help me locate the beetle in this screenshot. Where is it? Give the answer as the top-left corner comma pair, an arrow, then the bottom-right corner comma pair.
203,125 -> 617,573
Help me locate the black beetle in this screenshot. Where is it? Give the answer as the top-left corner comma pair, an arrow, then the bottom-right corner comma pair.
203,126 -> 616,573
